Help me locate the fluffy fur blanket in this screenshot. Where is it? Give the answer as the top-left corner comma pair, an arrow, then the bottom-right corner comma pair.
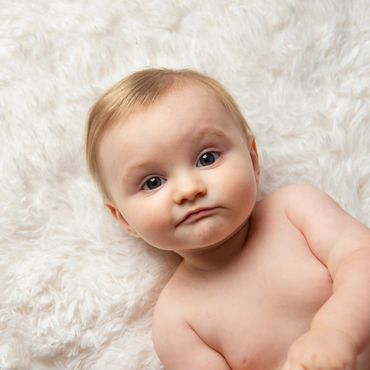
0,1 -> 369,369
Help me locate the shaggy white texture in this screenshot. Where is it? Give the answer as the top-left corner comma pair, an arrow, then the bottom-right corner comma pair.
0,0 -> 369,369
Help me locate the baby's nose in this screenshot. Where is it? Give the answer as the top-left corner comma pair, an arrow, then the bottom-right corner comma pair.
173,175 -> 207,205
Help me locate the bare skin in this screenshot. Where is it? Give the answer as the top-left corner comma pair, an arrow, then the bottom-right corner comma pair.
153,187 -> 370,370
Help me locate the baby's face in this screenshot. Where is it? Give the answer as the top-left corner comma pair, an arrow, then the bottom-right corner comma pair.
99,84 -> 259,254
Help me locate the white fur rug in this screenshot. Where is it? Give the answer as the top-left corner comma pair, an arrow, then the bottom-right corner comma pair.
1,1 -> 369,369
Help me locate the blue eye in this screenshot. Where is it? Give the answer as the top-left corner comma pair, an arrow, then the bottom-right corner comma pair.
142,176 -> 166,190
197,151 -> 220,167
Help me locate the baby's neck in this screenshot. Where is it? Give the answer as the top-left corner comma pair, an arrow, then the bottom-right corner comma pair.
179,219 -> 251,273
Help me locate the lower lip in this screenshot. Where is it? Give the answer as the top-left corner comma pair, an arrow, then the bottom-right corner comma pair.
181,208 -> 217,225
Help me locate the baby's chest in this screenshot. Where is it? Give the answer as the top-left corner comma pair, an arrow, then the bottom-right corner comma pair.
186,232 -> 332,369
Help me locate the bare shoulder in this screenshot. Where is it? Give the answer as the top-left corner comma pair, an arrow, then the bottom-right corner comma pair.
153,265 -> 190,328
262,183 -> 327,204
152,275 -> 188,366
263,184 -> 369,265
261,183 -> 356,227
152,268 -> 187,335
254,184 -> 323,216
254,184 -> 351,240
266,183 -> 352,221
152,271 -> 187,332
152,269 -> 230,369
257,184 -> 334,217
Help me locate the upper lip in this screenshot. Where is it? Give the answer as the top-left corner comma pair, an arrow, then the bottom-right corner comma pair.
177,207 -> 216,226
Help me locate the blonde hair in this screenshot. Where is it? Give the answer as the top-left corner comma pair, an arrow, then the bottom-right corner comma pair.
86,68 -> 253,199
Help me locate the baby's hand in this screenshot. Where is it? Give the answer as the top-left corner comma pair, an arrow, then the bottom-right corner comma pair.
282,328 -> 358,370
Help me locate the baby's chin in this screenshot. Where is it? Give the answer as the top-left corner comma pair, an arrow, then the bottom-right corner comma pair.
173,219 -> 250,254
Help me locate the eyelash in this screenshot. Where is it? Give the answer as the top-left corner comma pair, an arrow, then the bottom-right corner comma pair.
196,150 -> 220,167
141,176 -> 166,191
140,150 -> 221,191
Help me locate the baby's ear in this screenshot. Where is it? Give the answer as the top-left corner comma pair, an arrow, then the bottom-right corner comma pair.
248,136 -> 260,184
105,202 -> 140,238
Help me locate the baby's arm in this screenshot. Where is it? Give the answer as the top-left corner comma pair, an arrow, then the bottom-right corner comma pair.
281,185 -> 370,370
152,302 -> 230,370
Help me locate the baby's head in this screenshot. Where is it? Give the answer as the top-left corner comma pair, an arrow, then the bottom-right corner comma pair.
86,68 -> 259,254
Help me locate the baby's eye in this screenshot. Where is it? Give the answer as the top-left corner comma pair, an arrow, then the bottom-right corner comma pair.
142,176 -> 166,190
196,151 -> 220,167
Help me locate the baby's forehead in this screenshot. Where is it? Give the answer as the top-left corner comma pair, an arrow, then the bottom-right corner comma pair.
112,83 -> 229,129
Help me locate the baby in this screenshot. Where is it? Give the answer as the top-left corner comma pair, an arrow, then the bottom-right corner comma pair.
86,68 -> 370,370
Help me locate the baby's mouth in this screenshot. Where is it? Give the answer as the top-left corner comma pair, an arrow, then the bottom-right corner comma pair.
177,207 -> 217,226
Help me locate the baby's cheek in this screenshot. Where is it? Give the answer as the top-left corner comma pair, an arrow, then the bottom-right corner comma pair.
232,181 -> 257,218
135,207 -> 169,237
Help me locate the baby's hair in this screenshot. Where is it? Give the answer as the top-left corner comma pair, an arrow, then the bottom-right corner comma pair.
86,68 -> 253,199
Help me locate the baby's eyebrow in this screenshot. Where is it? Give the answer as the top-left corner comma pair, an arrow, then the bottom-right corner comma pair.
121,161 -> 154,180
192,126 -> 229,142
